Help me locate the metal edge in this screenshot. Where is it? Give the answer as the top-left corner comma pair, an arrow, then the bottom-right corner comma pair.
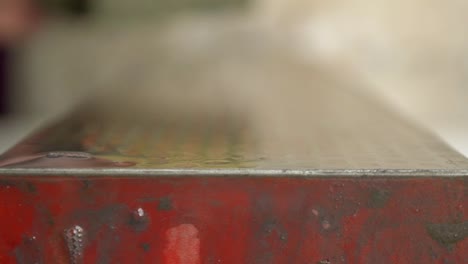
0,168 -> 467,177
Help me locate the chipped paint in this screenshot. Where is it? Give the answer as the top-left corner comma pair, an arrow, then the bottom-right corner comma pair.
368,189 -> 391,208
128,207 -> 150,232
426,222 -> 468,247
312,209 -> 319,216
158,197 -> 173,211
164,224 -> 201,264
141,243 -> 151,252
321,220 -> 331,230
0,178 -> 466,263
14,235 -> 43,264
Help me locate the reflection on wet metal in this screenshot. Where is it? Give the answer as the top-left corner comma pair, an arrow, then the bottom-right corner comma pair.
46,152 -> 92,159
129,207 -> 150,232
64,225 -> 86,264
136,208 -> 145,217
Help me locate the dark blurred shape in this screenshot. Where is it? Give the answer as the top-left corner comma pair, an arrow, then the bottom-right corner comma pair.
42,0 -> 91,17
0,48 -> 9,116
124,0 -> 247,20
63,0 -> 90,16
0,0 -> 40,116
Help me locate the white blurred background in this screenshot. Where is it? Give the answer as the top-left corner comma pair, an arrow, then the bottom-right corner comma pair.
1,0 -> 467,156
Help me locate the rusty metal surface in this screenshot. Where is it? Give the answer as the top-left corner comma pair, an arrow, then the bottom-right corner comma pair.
0,176 -> 466,263
0,85 -> 466,262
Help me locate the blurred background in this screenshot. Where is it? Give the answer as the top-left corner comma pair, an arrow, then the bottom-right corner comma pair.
0,0 -> 467,156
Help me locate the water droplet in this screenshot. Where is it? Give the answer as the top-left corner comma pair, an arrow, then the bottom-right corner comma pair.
137,208 -> 145,217
64,225 -> 86,264
129,207 -> 150,232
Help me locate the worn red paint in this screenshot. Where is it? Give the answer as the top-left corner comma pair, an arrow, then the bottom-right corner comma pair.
0,177 -> 465,263
165,224 -> 201,264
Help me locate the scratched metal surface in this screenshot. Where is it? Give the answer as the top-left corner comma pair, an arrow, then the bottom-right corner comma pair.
1,177 -> 466,263
1,84 -> 468,176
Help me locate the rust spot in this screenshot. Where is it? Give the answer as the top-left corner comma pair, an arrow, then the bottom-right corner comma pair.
141,243 -> 151,252
128,207 -> 150,232
317,212 -> 338,233
368,189 -> 391,208
158,197 -> 173,211
12,182 -> 38,195
25,182 -> 37,194
14,235 -> 43,264
0,180 -> 14,187
82,180 -> 92,190
317,259 -> 331,264
36,205 -> 55,227
426,222 -> 468,247
67,204 -> 127,242
321,220 -> 331,230
464,178 -> 468,196
262,218 -> 288,243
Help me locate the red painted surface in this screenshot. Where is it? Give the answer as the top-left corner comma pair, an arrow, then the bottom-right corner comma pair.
165,224 -> 201,264
0,176 -> 466,263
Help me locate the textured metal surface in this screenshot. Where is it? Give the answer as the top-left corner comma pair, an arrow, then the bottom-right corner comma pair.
0,176 -> 466,263
1,85 -> 468,175
0,87 -> 467,262
64,225 -> 86,264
